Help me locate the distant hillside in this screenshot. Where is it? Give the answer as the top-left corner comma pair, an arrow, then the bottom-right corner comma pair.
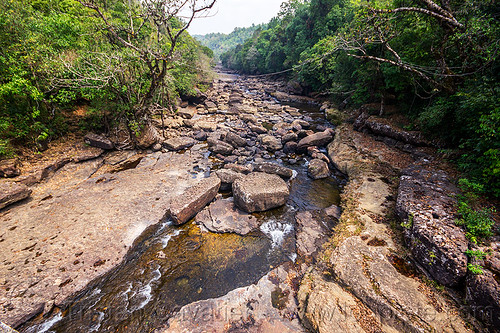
194,24 -> 266,59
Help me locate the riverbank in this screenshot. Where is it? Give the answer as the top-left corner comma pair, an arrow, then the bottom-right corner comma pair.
1,70 -> 498,332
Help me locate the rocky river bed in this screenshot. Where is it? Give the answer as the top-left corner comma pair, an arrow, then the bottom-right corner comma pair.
1,70 -> 498,332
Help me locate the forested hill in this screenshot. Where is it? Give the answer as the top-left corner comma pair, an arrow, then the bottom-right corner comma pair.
194,24 -> 266,60
221,0 -> 500,197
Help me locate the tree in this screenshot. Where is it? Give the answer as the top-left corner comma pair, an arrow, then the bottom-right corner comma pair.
75,0 -> 216,117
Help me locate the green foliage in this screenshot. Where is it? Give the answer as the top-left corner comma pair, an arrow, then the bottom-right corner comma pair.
218,0 -> 500,196
401,212 -> 413,229
456,179 -> 496,244
465,250 -> 487,261
467,263 -> 484,275
195,24 -> 266,60
0,0 -> 213,154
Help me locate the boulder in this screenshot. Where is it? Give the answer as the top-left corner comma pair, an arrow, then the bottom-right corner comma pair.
325,108 -> 345,126
233,172 -> 289,213
396,165 -> 468,286
163,136 -> 197,151
466,268 -> 500,328
307,159 -> 330,179
356,115 -> 428,146
0,182 -> 32,210
167,176 -> 221,225
253,162 -> 294,178
0,159 -> 20,178
225,131 -> 247,148
0,322 -> 18,333
215,169 -> 244,191
225,163 -> 253,174
283,141 -> 298,154
324,205 -> 342,219
177,107 -> 196,119
198,121 -> 217,132
297,130 -> 334,152
261,135 -> 283,152
249,124 -> 267,134
195,198 -> 259,235
84,133 -> 114,150
193,131 -> 207,141
208,140 -> 234,156
136,123 -> 160,149
282,132 -> 298,144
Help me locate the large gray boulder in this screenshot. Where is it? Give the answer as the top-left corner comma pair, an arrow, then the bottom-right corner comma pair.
396,165 -> 468,286
297,130 -> 334,152
163,136 -> 196,151
0,182 -> 32,210
167,176 -> 221,225
195,198 -> 259,235
233,172 -> 289,213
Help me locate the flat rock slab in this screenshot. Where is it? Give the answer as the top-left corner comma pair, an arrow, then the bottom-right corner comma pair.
233,172 -> 289,213
0,151 -> 209,327
0,182 -> 31,210
163,136 -> 196,151
167,176 -> 221,225
165,265 -> 305,333
195,198 -> 259,235
295,211 -> 332,259
396,165 -> 468,287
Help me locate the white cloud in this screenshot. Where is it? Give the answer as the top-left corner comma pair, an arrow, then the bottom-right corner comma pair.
187,0 -> 285,35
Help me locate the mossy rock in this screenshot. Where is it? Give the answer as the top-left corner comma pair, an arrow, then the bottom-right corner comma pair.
325,108 -> 346,126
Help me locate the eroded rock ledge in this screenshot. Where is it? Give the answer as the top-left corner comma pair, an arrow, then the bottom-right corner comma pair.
297,123 -> 475,332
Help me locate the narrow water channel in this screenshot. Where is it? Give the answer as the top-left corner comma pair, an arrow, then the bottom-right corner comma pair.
19,99 -> 342,333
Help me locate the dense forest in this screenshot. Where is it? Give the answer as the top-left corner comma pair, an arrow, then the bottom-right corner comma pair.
194,24 -> 266,59
221,0 -> 500,197
0,0 -> 214,153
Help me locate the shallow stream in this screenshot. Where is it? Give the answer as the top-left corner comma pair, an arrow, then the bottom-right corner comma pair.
20,92 -> 342,333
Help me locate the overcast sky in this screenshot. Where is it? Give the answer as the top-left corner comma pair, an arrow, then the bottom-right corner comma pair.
187,0 -> 285,35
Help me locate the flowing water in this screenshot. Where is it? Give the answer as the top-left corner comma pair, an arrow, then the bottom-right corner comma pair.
19,94 -> 342,333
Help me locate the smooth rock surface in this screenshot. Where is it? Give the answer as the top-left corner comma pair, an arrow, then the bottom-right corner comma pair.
233,172 -> 289,213
0,150 -> 209,327
167,175 -> 221,225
